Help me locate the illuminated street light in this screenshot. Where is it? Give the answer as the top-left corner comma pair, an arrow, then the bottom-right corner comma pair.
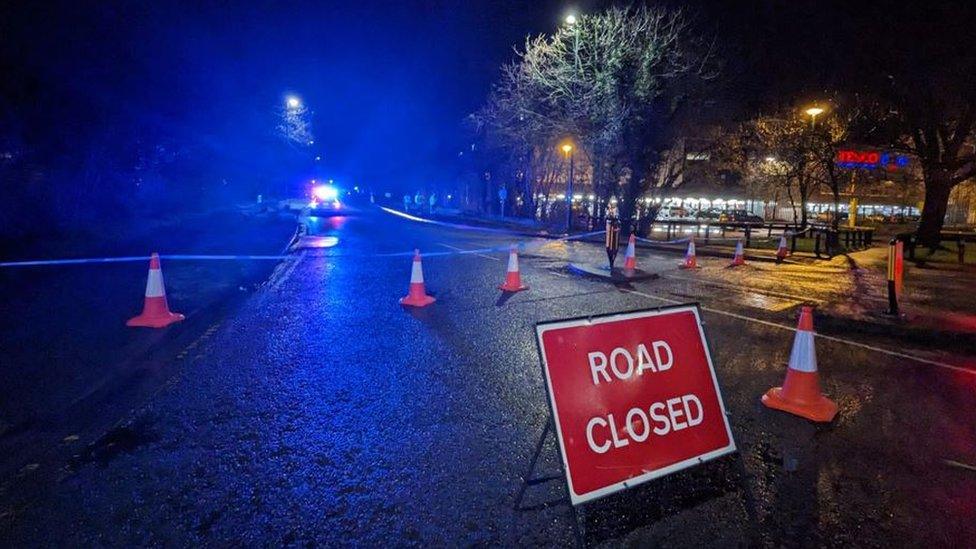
560,142 -> 575,232
804,106 -> 825,129
565,13 -> 577,25
286,95 -> 301,109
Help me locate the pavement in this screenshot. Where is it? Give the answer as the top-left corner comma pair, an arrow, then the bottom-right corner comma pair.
0,206 -> 974,546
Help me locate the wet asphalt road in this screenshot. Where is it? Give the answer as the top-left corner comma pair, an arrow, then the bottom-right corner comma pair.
1,207 -> 974,546
0,210 -> 296,481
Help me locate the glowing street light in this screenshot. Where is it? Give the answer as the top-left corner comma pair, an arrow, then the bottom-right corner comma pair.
565,13 -> 577,25
286,95 -> 301,109
804,106 -> 825,128
560,142 -> 575,232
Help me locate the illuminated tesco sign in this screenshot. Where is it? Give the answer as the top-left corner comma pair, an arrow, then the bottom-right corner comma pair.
836,149 -> 910,170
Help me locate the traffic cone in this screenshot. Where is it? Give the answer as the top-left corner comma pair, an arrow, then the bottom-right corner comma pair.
623,234 -> 637,272
776,234 -> 790,261
680,238 -> 698,269
761,306 -> 838,422
400,249 -> 436,307
499,244 -> 528,292
730,240 -> 746,267
127,253 -> 185,328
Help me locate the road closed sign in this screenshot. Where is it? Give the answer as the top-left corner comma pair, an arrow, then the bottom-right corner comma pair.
535,305 -> 735,505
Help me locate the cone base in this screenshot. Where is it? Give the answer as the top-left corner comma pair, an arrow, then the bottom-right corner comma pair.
761,387 -> 838,423
679,263 -> 700,270
126,312 -> 185,328
400,294 -> 436,307
499,283 -> 528,293
730,259 -> 745,267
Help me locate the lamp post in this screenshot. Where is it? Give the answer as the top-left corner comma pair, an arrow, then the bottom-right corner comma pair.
562,143 -> 574,232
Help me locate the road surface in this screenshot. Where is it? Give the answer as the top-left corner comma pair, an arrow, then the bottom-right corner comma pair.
1,207 -> 974,546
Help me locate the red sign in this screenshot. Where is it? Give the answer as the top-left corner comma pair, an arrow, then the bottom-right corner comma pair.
535,305 -> 735,505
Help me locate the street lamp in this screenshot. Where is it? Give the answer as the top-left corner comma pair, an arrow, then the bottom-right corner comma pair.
804,106 -> 824,128
564,13 -> 577,25
561,143 -> 575,232
286,95 -> 301,110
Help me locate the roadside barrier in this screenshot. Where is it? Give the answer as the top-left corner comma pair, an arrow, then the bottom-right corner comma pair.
680,238 -> 699,269
499,244 -> 529,293
623,234 -> 637,273
761,306 -> 838,422
730,240 -> 745,267
126,253 -> 185,328
885,239 -> 904,315
400,249 -> 436,307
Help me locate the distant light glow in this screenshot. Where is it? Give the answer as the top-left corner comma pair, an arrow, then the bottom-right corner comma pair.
312,184 -> 339,201
286,96 -> 301,109
565,14 -> 577,25
805,107 -> 824,117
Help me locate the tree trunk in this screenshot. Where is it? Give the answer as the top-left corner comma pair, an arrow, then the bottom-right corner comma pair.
831,185 -> 841,230
917,175 -> 953,248
620,161 -> 644,233
522,147 -> 535,218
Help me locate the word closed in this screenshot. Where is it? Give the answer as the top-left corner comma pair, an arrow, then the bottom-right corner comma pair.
536,306 -> 735,505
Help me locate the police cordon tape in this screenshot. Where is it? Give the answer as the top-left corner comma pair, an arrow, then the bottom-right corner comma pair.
0,254 -> 293,268
0,230 -> 608,268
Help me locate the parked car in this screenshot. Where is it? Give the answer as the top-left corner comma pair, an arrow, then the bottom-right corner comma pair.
725,210 -> 764,223
693,208 -> 725,221
656,206 -> 690,220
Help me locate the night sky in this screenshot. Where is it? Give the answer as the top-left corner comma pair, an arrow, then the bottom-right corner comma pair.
3,1 -> 973,193
2,0 -> 593,190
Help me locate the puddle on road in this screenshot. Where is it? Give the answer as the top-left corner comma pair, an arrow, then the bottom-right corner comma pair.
70,416 -> 159,469
740,293 -> 801,312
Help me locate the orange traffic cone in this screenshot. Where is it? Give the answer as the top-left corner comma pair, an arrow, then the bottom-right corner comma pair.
623,234 -> 637,272
499,244 -> 528,292
730,240 -> 745,267
761,306 -> 838,422
400,249 -> 436,307
680,238 -> 698,269
127,253 -> 185,328
776,234 -> 790,261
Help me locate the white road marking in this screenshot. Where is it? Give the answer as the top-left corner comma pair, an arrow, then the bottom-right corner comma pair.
438,243 -> 501,261
621,288 -> 975,377
269,250 -> 305,290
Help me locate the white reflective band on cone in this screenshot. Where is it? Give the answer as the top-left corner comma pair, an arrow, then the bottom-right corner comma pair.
145,269 -> 166,297
507,251 -> 518,272
410,259 -> 424,283
625,241 -> 635,257
735,241 -> 743,255
788,330 -> 817,372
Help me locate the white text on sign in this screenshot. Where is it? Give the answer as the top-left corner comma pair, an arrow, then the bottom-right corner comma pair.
584,341 -> 705,455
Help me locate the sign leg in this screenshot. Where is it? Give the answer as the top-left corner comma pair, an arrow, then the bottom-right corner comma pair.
514,419 -> 553,511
